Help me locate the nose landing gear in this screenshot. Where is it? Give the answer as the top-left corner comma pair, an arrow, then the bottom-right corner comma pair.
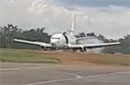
72,48 -> 87,52
80,47 -> 86,52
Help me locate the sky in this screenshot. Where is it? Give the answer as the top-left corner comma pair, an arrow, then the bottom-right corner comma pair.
0,0 -> 130,39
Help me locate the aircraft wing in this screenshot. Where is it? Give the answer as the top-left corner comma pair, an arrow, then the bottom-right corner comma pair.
14,39 -> 51,47
68,42 -> 120,49
85,42 -> 120,48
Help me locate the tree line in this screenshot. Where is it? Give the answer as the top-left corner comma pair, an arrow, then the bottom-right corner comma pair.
0,24 -> 129,54
0,24 -> 50,49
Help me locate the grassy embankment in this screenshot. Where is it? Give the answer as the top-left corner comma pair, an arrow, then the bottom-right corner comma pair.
0,49 -> 60,63
67,53 -> 130,66
0,49 -> 129,66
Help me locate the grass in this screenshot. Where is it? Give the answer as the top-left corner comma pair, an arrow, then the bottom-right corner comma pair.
53,52 -> 130,66
0,49 -> 60,63
0,48 -> 129,66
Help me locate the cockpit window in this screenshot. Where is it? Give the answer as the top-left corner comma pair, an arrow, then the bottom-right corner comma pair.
51,37 -> 60,40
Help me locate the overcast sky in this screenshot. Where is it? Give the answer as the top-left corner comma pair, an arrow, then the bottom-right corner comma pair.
0,0 -> 130,39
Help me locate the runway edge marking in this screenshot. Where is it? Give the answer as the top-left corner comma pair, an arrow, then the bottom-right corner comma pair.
23,71 -> 129,85
0,65 -> 62,72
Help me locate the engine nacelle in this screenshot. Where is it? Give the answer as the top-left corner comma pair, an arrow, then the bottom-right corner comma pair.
40,46 -> 47,50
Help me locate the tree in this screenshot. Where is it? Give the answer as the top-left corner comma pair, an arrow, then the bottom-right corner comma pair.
102,34 -> 130,54
97,34 -> 109,43
0,24 -> 20,48
0,24 -> 50,49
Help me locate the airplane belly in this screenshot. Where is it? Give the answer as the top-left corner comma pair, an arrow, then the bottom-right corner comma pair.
51,43 -> 65,48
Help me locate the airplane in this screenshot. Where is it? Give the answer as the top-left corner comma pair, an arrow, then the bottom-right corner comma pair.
14,15 -> 120,52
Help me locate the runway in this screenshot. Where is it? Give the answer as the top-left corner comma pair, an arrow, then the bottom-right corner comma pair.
0,62 -> 129,85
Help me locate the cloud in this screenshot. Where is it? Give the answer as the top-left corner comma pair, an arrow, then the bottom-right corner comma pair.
0,0 -> 130,39
54,0 -> 130,7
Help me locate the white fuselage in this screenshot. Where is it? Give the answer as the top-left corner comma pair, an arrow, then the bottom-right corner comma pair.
50,33 -> 76,48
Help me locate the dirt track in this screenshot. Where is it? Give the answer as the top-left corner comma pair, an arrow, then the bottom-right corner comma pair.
39,51 -> 130,65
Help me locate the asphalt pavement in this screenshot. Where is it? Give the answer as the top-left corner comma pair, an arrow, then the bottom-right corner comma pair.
0,62 -> 129,85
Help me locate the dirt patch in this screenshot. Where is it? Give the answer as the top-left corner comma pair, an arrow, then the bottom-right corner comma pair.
40,51 -> 130,65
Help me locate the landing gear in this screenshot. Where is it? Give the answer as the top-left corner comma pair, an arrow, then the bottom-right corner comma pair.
72,49 -> 77,52
72,48 -> 87,52
79,48 -> 86,52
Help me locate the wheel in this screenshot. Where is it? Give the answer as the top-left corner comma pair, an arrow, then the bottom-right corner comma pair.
80,48 -> 86,52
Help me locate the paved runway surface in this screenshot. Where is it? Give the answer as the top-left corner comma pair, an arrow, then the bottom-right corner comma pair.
0,62 -> 129,85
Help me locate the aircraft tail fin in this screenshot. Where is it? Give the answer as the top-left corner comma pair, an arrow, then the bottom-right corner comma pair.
71,14 -> 76,35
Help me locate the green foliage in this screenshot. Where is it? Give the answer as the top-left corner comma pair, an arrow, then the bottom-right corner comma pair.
99,34 -> 130,54
0,24 -> 50,49
0,49 -> 60,63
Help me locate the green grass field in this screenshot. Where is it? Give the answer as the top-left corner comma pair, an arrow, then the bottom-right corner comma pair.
0,49 -> 60,63
0,49 -> 129,66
